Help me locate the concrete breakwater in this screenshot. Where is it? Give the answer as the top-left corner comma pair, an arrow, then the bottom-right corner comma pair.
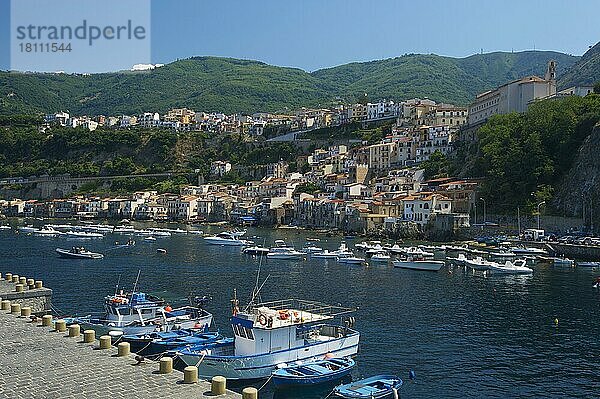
0,273 -> 243,399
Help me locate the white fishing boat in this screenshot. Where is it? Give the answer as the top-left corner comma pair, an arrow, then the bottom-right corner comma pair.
56,247 -> 104,259
393,258 -> 444,271
370,253 -> 391,262
267,247 -> 304,260
487,259 -> 533,275
204,232 -> 249,246
171,297 -> 359,380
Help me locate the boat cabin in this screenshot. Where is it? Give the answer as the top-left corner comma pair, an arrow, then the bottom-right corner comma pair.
230,299 -> 354,357
103,292 -> 164,325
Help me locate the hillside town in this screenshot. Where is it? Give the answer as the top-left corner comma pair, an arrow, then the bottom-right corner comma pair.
2,62 -> 595,238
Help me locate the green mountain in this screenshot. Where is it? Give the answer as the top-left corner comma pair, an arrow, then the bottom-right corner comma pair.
558,42 -> 600,88
0,51 -> 580,116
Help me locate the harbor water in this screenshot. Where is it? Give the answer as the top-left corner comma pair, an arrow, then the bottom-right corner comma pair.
1,225 -> 599,398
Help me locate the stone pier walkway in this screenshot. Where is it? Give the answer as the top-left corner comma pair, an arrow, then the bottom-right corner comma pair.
0,310 -> 240,399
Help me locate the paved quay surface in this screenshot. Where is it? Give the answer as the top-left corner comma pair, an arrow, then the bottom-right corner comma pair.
0,310 -> 240,399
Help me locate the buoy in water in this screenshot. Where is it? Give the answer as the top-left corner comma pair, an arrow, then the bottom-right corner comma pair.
409,369 -> 416,381
554,318 -> 559,326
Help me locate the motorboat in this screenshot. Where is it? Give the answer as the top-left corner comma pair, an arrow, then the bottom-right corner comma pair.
393,258 -> 444,271
170,297 -> 359,380
370,253 -> 391,262
510,246 -> 548,256
243,246 -> 270,256
577,261 -> 600,268
302,245 -> 324,254
120,330 -> 222,358
330,243 -> 353,258
65,230 -> 104,239
0,225 -> 11,231
204,232 -> 249,246
464,256 -> 497,271
334,375 -> 403,399
144,236 -> 157,242
56,247 -> 104,259
71,292 -> 213,336
18,226 -> 36,233
365,247 -> 387,256
272,357 -> 355,388
337,256 -> 365,265
487,259 -> 533,275
267,247 -> 304,260
113,226 -> 135,234
312,250 -> 339,259
355,241 -> 382,251
446,253 -> 468,266
403,246 -> 434,258
552,257 -> 575,268
385,244 -> 405,255
33,225 -> 61,236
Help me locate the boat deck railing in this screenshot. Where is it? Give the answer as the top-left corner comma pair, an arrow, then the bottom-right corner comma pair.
253,299 -> 355,318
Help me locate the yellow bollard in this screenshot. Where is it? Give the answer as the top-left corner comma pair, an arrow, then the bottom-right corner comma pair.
20,306 -> 31,317
19,277 -> 27,286
183,366 -> 198,384
117,342 -> 130,357
68,324 -> 81,337
15,284 -> 24,293
11,275 -> 19,283
211,376 -> 227,395
55,319 -> 67,333
99,335 -> 111,350
83,330 -> 96,343
1,300 -> 10,311
5,273 -> 12,281
27,279 -> 35,289
242,387 -> 258,399
10,303 -> 21,315
159,357 -> 173,374
35,281 -> 43,289
42,314 -> 52,327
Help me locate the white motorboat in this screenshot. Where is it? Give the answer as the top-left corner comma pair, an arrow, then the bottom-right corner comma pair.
370,253 -> 391,262
204,232 -> 249,246
552,257 -> 575,268
385,244 -> 405,255
0,225 -> 10,231
510,246 -> 548,256
267,247 -> 304,260
365,247 -> 387,256
312,250 -> 339,259
113,226 -> 135,234
56,247 -> 104,259
577,261 -> 600,268
355,241 -> 382,251
18,226 -> 36,233
330,243 -> 353,258
393,258 -> 444,271
65,230 -> 104,239
404,246 -> 434,258
464,256 -> 497,271
144,236 -> 157,242
337,256 -> 365,265
188,230 -> 204,235
243,246 -> 270,256
170,297 -> 359,380
487,250 -> 517,260
487,259 -> 533,275
33,225 -> 61,236
302,245 -> 324,254
446,253 -> 468,266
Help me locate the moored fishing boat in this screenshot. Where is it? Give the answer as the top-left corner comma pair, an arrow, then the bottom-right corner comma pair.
71,291 -> 213,336
271,357 -> 355,388
171,295 -> 359,380
333,375 -> 403,399
56,247 -> 104,259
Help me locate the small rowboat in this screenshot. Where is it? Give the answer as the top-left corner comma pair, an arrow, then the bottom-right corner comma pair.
121,330 -> 221,357
334,375 -> 403,399
272,357 -> 355,388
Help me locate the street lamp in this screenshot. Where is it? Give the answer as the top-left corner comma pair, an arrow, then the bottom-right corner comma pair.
479,197 -> 486,225
537,201 -> 546,230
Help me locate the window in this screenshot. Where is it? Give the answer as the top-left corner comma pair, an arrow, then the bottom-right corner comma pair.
119,308 -> 131,316
141,308 -> 153,315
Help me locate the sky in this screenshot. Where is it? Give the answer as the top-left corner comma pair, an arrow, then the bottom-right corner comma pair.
1,0 -> 600,72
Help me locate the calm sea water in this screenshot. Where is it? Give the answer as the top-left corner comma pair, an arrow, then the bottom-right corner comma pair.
1,224 -> 599,398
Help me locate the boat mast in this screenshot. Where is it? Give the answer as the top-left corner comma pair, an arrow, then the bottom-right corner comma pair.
231,289 -> 239,316
132,269 -> 141,294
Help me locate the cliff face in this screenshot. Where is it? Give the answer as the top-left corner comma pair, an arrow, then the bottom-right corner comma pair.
553,123 -> 600,227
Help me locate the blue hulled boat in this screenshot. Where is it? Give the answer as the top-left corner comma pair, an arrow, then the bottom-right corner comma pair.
272,357 -> 355,388
334,375 -> 403,399
120,330 -> 221,357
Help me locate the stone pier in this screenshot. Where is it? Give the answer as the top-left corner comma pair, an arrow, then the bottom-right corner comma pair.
0,278 -> 52,314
